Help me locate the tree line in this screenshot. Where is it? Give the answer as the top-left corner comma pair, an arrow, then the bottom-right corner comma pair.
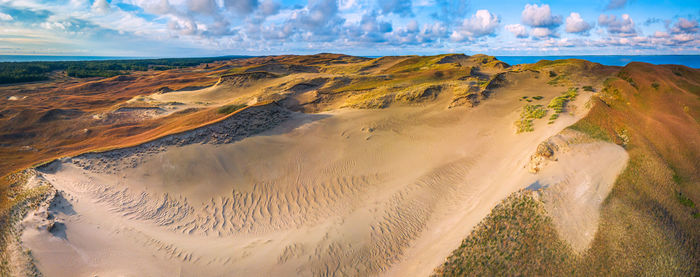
0,56 -> 249,85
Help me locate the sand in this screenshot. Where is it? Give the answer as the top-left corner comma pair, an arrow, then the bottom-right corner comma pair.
530,130 -> 629,251
19,73 -> 626,276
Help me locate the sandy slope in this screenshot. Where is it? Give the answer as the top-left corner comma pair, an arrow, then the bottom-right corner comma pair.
19,75 -> 624,276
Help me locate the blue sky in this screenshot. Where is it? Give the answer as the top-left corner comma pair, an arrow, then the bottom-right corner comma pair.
0,0 -> 698,57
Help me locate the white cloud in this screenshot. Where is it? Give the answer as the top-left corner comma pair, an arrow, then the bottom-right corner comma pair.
521,4 -> 561,28
598,14 -> 636,37
0,12 -> 13,21
91,0 -> 111,14
565,12 -> 592,34
450,9 -> 499,42
505,24 -> 527,38
531,27 -> 554,38
653,31 -> 669,38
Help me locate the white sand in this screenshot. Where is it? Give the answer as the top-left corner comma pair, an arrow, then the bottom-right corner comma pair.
532,131 -> 629,251
20,74 -> 625,276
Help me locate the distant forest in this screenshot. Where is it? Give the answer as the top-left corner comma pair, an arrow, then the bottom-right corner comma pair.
0,56 -> 248,85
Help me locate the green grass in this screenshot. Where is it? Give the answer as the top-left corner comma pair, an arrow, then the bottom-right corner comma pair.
677,192 -> 696,208
216,104 -> 247,114
515,104 -> 547,133
547,74 -> 570,86
568,120 -> 612,142
546,87 -> 579,124
515,119 -> 534,133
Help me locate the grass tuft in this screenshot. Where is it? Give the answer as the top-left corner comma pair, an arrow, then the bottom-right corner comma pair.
515,104 -> 547,133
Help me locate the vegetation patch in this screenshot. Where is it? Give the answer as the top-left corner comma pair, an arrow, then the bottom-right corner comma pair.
547,74 -> 569,86
547,87 -> 578,123
433,192 -> 576,277
0,171 -> 53,276
677,192 -> 696,208
515,104 -> 547,133
616,70 -> 638,89
216,104 -> 247,114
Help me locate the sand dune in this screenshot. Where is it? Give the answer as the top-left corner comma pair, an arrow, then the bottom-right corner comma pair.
18,73 -> 627,276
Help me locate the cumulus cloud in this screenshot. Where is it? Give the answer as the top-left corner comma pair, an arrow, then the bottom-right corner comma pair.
343,11 -> 392,43
565,12 -> 592,34
450,9 -> 499,42
261,0 -> 344,41
505,24 -> 527,38
605,0 -> 627,10
0,12 -> 13,21
598,14 -> 636,37
521,4 -> 562,28
391,21 -> 449,45
91,0 -> 111,14
670,18 -> 699,34
1,0 -> 698,56
379,0 -> 412,17
531,27 -> 555,38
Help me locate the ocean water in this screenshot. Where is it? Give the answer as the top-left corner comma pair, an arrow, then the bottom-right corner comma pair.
496,55 -> 700,68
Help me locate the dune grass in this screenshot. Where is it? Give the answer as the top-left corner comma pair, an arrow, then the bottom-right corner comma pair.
0,171 -> 53,276
547,87 -> 578,124
433,192 -> 576,276
515,104 -> 548,133
217,104 -> 247,114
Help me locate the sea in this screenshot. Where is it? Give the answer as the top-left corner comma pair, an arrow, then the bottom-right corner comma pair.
1,54 -> 699,68
496,55 -> 700,68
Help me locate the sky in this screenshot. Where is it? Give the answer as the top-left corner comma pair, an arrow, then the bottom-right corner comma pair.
0,0 -> 698,57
